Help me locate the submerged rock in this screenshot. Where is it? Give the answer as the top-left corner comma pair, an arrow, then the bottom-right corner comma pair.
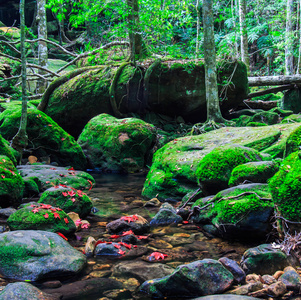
0,230 -> 86,281
78,114 -> 156,172
150,203 -> 183,226
138,259 -> 234,299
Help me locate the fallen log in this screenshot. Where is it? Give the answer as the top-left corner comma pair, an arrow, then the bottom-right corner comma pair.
247,84 -> 294,99
248,75 -> 301,86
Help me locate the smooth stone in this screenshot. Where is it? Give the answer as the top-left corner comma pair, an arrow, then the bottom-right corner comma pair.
279,266 -> 301,290
227,282 -> 263,295
0,208 -> 17,218
219,257 -> 246,284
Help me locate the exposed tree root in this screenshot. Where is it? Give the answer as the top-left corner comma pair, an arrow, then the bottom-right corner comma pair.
189,119 -> 235,135
37,66 -> 104,112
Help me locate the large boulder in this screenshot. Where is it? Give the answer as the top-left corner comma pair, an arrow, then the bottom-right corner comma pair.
7,203 -> 76,235
138,259 -> 234,298
0,108 -> 87,169
39,186 -> 93,218
281,88 -> 301,114
0,134 -> 17,165
78,114 -> 156,172
191,184 -> 274,240
142,124 -> 299,200
44,61 -> 248,137
0,230 -> 86,281
0,156 -> 24,207
17,164 -> 95,192
0,282 -> 57,300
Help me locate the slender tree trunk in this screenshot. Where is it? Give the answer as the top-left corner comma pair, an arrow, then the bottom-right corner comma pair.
196,0 -> 201,56
232,0 -> 239,59
36,0 -> 48,94
203,0 -> 224,122
126,0 -> 148,63
285,0 -> 294,75
239,0 -> 249,73
248,74 -> 301,86
11,0 -> 28,157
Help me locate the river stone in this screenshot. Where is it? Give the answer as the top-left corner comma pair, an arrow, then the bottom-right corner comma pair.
240,244 -> 291,275
138,259 -> 234,298
106,214 -> 150,235
150,203 -> 183,226
38,186 -> 93,218
0,108 -> 87,170
17,164 -> 95,192
94,242 -> 128,257
190,295 -> 261,300
112,261 -> 174,283
279,266 -> 301,291
0,282 -> 58,300
0,230 -> 86,281
142,123 -> 300,200
219,257 -> 246,284
7,204 -> 76,235
0,207 -> 16,218
77,113 -> 156,172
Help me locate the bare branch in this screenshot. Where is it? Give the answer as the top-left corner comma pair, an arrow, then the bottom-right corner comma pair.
0,40 -> 21,55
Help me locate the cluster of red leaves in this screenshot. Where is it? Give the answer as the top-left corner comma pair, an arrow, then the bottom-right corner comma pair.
1,168 -> 16,179
120,215 -> 139,223
30,203 -> 69,224
94,240 -> 137,256
148,252 -> 168,261
109,229 -> 148,240
59,186 -> 86,203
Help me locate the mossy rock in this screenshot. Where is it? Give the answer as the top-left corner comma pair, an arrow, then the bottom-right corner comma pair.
270,107 -> 293,118
269,151 -> 301,222
280,88 -> 301,114
78,113 -> 157,172
0,157 -> 24,207
284,124 -> 301,157
7,203 -> 76,235
246,122 -> 267,127
142,124 -> 299,200
39,186 -> 93,218
23,177 -> 41,197
235,115 -> 252,127
0,108 -> 87,170
192,184 -> 274,240
0,134 -> 17,165
228,160 -> 280,186
250,111 -> 280,125
196,144 -> 265,193
281,114 -> 301,124
17,164 -> 95,192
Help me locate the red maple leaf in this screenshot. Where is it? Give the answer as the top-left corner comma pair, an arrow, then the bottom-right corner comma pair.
44,213 -> 49,219
56,232 -> 68,240
40,204 -> 52,209
64,217 -> 69,224
137,235 -> 149,240
119,242 -> 131,249
1,175 -> 5,179
95,240 -> 105,247
59,184 -> 68,188
120,215 -> 138,223
114,244 -> 121,249
53,212 -> 61,219
32,208 -> 40,213
109,234 -> 121,239
71,198 -> 76,203
68,191 -> 76,197
118,249 -> 125,255
87,180 -> 93,191
121,230 -> 134,236
68,167 -> 75,171
62,192 -> 68,197
61,137 -> 65,141
148,252 -> 168,260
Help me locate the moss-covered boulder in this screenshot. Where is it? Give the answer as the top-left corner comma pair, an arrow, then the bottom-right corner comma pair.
0,230 -> 86,281
17,164 -> 95,192
281,114 -> 301,124
196,145 -> 265,193
142,124 -> 300,200
250,111 -> 280,125
78,114 -> 156,172
228,160 -> 280,186
191,184 -> 274,240
269,151 -> 301,222
39,186 -> 93,218
7,203 -> 76,235
0,108 -> 87,170
44,61 -> 247,137
284,124 -> 301,157
0,134 -> 17,165
0,156 -> 24,207
281,88 -> 301,114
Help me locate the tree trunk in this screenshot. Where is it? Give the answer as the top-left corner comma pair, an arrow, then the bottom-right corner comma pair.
232,0 -> 239,59
239,0 -> 249,73
196,0 -> 201,56
126,0 -> 148,63
11,0 -> 28,157
203,0 -> 224,122
285,0 -> 294,75
248,75 -> 301,86
36,0 -> 48,94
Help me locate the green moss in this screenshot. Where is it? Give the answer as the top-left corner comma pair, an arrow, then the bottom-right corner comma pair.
0,134 -> 17,165
235,115 -> 252,127
284,124 -> 301,157
246,122 -> 267,127
7,204 -> 76,235
281,114 -> 301,124
196,144 -> 264,191
270,107 -> 293,118
269,151 -> 301,221
228,161 -> 279,186
250,111 -> 280,125
0,155 -> 16,170
78,114 -> 156,172
0,108 -> 87,169
39,186 -> 93,217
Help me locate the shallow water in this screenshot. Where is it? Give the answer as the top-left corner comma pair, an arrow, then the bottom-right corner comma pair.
40,172 -> 255,300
